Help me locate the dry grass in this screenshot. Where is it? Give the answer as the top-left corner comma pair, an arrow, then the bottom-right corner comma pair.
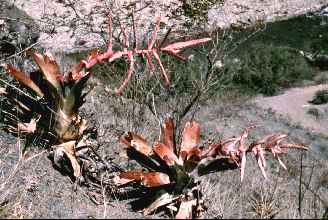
248,183 -> 280,219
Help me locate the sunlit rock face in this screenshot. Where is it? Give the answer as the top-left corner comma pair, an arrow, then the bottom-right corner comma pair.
3,0 -> 327,54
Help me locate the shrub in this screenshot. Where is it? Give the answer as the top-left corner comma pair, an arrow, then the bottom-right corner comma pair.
226,43 -> 315,96
308,89 -> 328,105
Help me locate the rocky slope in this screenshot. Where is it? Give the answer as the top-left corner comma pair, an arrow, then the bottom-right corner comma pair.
2,0 -> 328,53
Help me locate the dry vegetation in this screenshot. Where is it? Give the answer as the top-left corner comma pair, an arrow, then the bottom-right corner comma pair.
0,2 -> 328,219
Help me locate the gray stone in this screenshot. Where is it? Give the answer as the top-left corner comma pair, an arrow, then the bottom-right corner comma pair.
2,0 -> 328,56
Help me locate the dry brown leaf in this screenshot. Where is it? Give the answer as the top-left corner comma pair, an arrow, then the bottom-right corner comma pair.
143,193 -> 175,215
0,87 -> 6,95
17,115 -> 40,133
54,141 -> 81,178
176,199 -> 197,219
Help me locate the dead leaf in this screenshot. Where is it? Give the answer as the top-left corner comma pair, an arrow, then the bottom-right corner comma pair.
53,141 -> 81,178
17,115 -> 40,133
0,87 -> 6,95
143,193 -> 175,215
176,199 -> 197,219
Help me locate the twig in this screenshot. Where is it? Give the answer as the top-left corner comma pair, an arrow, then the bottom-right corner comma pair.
87,145 -> 123,172
298,152 -> 304,217
0,41 -> 41,62
0,158 -> 22,191
101,174 -> 107,219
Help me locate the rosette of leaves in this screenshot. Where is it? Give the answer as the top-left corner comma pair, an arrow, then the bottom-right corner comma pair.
0,50 -> 91,179
114,117 -> 206,218
114,117 -> 308,218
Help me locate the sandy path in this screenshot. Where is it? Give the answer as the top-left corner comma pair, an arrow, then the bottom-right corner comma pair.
253,83 -> 328,134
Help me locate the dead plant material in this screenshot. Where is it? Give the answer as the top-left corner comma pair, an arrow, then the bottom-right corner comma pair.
249,191 -> 279,218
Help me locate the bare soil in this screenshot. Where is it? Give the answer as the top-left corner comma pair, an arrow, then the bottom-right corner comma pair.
254,83 -> 328,134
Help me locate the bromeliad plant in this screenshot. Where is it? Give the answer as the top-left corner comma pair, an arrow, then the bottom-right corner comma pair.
0,14 -> 211,180
1,50 -> 90,178
114,117 -> 307,218
75,14 -> 211,95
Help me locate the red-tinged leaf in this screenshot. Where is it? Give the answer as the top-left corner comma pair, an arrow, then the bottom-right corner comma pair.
161,117 -> 175,153
176,199 -> 196,219
257,153 -> 268,180
1,63 -> 44,97
152,50 -> 170,85
238,126 -> 255,151
106,15 -> 113,54
115,171 -> 170,187
154,142 -> 182,166
280,143 -> 308,150
120,132 -> 153,156
219,137 -> 239,156
29,51 -> 62,91
200,142 -> 221,158
183,147 -> 202,162
87,50 -> 100,63
237,126 -> 255,182
255,134 -> 286,148
180,121 -> 200,160
67,62 -> 85,81
114,171 -> 144,186
145,52 -> 155,73
141,172 -> 171,187
161,38 -> 212,54
115,52 -> 134,95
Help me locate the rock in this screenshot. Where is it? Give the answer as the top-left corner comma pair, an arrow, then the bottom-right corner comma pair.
207,0 -> 328,29
0,1 -> 39,59
307,107 -> 322,119
3,0 -> 328,55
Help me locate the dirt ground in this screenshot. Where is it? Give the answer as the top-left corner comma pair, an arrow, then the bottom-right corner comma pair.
254,83 -> 328,134
0,77 -> 328,218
